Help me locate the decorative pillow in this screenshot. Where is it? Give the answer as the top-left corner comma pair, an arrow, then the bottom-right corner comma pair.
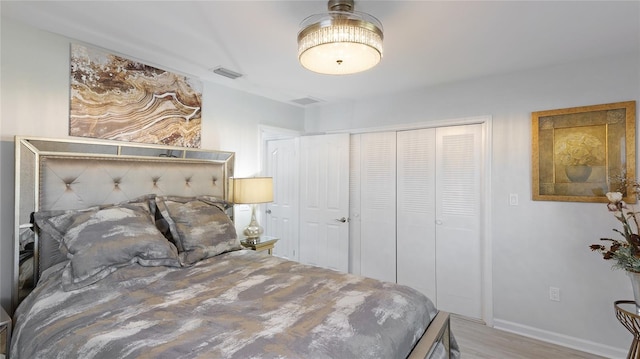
155,196 -> 239,265
32,195 -> 158,276
33,206 -> 101,276
60,204 -> 180,291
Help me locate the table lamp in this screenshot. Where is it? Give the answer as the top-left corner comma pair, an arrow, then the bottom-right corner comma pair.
232,177 -> 273,243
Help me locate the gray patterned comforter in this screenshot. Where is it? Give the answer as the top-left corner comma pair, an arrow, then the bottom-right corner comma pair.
12,250 -> 455,358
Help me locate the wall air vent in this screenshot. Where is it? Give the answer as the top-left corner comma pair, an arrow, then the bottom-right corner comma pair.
291,97 -> 321,106
211,67 -> 243,80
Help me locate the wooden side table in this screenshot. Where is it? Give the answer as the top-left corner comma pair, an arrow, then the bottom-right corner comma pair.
0,305 -> 11,358
240,236 -> 279,255
615,300 -> 640,359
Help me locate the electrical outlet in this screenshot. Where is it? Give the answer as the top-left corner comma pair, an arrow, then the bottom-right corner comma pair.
549,287 -> 560,302
509,193 -> 518,206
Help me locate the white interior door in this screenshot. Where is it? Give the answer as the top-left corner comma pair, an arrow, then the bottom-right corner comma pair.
299,134 -> 350,272
358,132 -> 397,282
435,124 -> 483,319
396,128 -> 437,301
265,138 -> 299,261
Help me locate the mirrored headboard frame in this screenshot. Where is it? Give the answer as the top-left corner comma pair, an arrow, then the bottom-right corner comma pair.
13,136 -> 235,311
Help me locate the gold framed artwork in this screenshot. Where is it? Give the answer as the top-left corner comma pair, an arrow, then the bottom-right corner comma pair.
532,101 -> 636,203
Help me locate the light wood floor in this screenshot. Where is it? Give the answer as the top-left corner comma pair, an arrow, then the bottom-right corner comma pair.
451,315 -> 609,359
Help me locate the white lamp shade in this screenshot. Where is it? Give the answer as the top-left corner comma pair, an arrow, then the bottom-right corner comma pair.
232,177 -> 273,204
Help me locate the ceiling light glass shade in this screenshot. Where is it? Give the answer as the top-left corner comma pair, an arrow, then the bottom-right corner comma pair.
298,11 -> 383,75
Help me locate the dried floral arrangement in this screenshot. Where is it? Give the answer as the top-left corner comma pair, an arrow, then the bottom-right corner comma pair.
590,180 -> 640,272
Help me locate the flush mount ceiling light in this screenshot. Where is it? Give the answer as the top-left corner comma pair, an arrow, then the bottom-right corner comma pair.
297,0 -> 383,75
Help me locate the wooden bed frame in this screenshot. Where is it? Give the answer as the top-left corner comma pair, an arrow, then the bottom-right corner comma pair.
13,136 -> 453,359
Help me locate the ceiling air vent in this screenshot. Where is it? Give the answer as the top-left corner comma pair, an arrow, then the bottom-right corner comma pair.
291,97 -> 321,106
211,67 -> 243,80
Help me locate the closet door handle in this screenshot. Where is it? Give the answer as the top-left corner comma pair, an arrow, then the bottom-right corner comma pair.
435,219 -> 443,225
265,209 -> 272,214
335,217 -> 348,223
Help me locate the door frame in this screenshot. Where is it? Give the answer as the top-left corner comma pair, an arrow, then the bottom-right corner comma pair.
328,115 -> 494,326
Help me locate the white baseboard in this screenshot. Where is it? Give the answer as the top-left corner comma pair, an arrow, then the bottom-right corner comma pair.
493,319 -> 627,359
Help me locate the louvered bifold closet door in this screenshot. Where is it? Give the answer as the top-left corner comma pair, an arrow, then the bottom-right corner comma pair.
358,131 -> 397,282
435,124 -> 483,319
396,128 -> 437,302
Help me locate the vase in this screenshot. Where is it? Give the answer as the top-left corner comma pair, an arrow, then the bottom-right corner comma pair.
565,165 -> 592,182
628,271 -> 640,315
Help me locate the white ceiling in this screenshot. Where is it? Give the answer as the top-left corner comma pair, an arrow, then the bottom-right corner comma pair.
2,1 -> 639,107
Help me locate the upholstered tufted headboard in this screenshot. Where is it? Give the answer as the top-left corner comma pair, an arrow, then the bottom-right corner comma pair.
13,136 -> 235,309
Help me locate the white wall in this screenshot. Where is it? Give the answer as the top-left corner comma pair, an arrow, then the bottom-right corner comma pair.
305,53 -> 640,357
0,17 -> 304,311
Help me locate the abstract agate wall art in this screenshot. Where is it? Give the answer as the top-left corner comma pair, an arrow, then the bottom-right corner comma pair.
69,43 -> 202,148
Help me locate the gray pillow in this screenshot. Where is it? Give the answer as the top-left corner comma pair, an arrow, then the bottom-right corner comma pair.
60,204 -> 180,291
33,195 -> 158,276
155,196 -> 239,265
33,206 -> 101,276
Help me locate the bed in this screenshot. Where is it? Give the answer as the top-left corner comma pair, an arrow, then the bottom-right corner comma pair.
11,136 -> 459,359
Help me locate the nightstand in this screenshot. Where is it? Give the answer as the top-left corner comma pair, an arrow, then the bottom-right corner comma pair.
0,305 -> 11,358
240,236 -> 279,255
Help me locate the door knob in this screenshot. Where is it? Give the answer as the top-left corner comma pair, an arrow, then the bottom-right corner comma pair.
335,217 -> 348,223
435,219 -> 443,225
266,209 -> 272,214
